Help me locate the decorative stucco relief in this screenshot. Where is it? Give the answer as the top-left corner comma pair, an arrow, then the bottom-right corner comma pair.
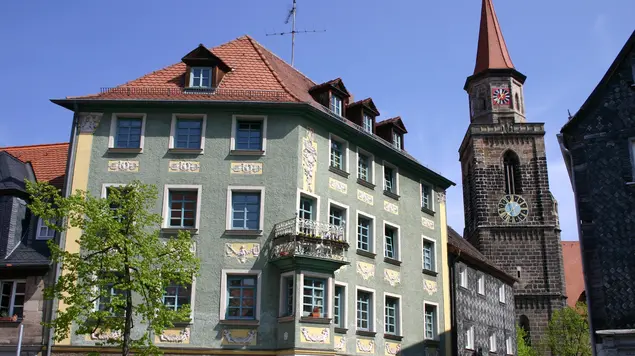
334,335 -> 346,351
385,341 -> 401,356
436,191 -> 446,204
221,329 -> 257,345
383,201 -> 398,215
108,160 -> 139,172
300,327 -> 330,344
356,339 -> 375,354
356,261 -> 375,280
357,189 -> 374,205
88,329 -> 121,341
301,128 -> 318,193
422,216 -> 435,230
384,269 -> 401,287
168,161 -> 200,173
225,243 -> 260,263
78,112 -> 103,133
156,328 -> 190,344
230,162 -> 263,175
425,346 -> 440,356
424,279 -> 438,295
329,177 -> 347,194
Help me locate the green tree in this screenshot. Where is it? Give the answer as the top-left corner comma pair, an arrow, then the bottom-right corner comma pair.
546,302 -> 592,356
517,324 -> 538,356
28,180 -> 200,356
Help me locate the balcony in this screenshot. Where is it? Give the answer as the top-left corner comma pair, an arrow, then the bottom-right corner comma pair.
270,217 -> 350,273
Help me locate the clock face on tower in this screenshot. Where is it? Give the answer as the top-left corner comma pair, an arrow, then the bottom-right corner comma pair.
498,194 -> 529,223
492,87 -> 511,106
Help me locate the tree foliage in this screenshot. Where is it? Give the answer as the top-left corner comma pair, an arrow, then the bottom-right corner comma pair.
546,302 -> 592,356
517,324 -> 538,356
28,180 -> 200,356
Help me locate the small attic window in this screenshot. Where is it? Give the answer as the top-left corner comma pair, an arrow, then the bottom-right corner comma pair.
392,132 -> 402,150
330,95 -> 343,116
362,114 -> 373,133
189,67 -> 212,88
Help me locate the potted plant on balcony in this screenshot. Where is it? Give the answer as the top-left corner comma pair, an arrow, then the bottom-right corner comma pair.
0,311 -> 18,322
311,306 -> 322,318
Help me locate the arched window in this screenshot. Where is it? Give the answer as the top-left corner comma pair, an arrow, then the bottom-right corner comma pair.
503,151 -> 521,194
519,315 -> 531,345
578,291 -> 587,304
514,93 -> 520,110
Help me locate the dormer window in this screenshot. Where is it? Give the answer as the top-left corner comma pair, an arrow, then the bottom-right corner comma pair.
330,95 -> 343,116
392,132 -> 402,150
363,114 -> 373,133
190,67 -> 212,88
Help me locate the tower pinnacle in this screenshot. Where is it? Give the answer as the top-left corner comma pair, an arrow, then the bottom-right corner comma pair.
473,0 -> 515,75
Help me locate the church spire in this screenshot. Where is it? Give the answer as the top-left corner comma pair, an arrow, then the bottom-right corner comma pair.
473,0 -> 515,75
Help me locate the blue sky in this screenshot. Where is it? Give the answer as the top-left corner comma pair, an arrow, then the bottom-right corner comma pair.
1,0 -> 633,239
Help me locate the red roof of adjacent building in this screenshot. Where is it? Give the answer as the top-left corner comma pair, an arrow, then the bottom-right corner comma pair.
562,241 -> 586,307
473,0 -> 515,75
0,143 -> 69,189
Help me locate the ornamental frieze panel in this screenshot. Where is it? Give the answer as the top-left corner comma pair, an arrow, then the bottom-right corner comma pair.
168,161 -> 200,173
329,177 -> 347,194
155,328 -> 190,344
422,216 -> 435,230
334,335 -> 346,352
384,269 -> 401,287
385,341 -> 401,356
86,329 -> 121,341
424,279 -> 438,295
356,261 -> 375,280
225,243 -> 260,263
301,128 -> 317,193
108,160 -> 139,172
230,162 -> 263,175
356,339 -> 375,354
357,189 -> 373,205
300,327 -> 330,344
383,201 -> 398,215
78,112 -> 103,134
221,329 -> 257,346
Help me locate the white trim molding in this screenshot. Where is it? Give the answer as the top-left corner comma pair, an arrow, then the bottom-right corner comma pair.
422,235 -> 437,272
423,300 -> 441,341
161,184 -> 203,230
296,188 -> 322,223
419,180 -> 435,212
355,285 -> 376,332
101,183 -> 126,198
219,269 -> 262,321
383,291 -> 403,336
299,271 -> 334,318
382,161 -> 399,195
355,147 -> 375,184
108,113 -> 147,152
225,185 -> 266,233
329,133 -> 349,173
230,114 -> 268,154
35,217 -> 56,240
169,113 -> 208,152
327,199 -> 350,242
278,271 -> 295,317
334,281 -> 348,329
355,210 -> 376,253
383,220 -> 401,261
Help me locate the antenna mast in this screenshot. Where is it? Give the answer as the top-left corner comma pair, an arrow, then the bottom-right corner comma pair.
266,0 -> 325,67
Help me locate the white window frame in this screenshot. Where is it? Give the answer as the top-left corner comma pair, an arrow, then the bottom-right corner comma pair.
161,184 -> 203,230
329,134 -> 349,173
330,95 -> 343,116
362,114 -> 373,133
230,115 -> 268,154
108,113 -> 147,151
392,131 -> 402,150
420,181 -> 434,212
355,286 -> 376,332
219,269 -> 262,321
278,271 -> 295,317
506,336 -> 514,355
0,280 -> 26,318
299,271 -> 333,318
226,186 -> 266,233
162,276 -> 197,322
383,221 -> 401,261
477,273 -> 485,295
169,113 -> 207,152
355,210 -> 376,254
36,217 -> 56,240
101,183 -> 127,198
383,292 -> 402,336
489,331 -> 497,352
499,284 -> 506,303
356,147 -> 375,184
382,161 -> 399,195
422,235 -> 437,272
334,281 -> 348,329
328,199 -> 349,242
189,67 -> 212,88
459,264 -> 468,288
423,301 -> 440,341
466,325 -> 475,350
296,189 -> 321,223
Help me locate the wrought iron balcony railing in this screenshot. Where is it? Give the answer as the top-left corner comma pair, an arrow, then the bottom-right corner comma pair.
270,217 -> 349,262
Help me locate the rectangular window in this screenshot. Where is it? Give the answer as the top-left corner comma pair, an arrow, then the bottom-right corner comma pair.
330,95 -> 343,116
0,281 -> 26,318
385,296 -> 399,335
115,117 -> 142,148
96,274 -> 125,315
384,225 -> 398,259
421,184 -> 432,210
168,190 -> 198,228
424,304 -> 437,340
478,274 -> 485,295
189,67 -> 212,88
162,283 -> 192,312
423,239 -> 435,271
36,218 -> 56,240
362,115 -> 373,133
356,290 -> 372,331
358,153 -> 370,182
499,284 -> 506,303
392,132 -> 402,150
357,215 -> 372,252
235,121 -> 263,151
384,166 -> 396,193
329,205 -> 344,228
175,118 -> 203,149
459,265 -> 468,288
226,275 -> 257,319
489,332 -> 497,352
303,277 -> 326,318
281,275 -> 294,317
466,326 -> 475,350
231,192 -> 261,230
334,285 -> 344,328
298,197 -> 314,221
330,140 -> 344,170
506,336 -> 513,355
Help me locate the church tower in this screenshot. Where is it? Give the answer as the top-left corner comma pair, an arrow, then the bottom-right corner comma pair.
460,0 -> 567,345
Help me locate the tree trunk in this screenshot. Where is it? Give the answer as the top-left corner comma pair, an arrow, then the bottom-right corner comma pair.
122,259 -> 133,356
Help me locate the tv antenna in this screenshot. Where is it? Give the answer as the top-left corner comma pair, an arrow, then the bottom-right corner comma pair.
266,0 -> 326,67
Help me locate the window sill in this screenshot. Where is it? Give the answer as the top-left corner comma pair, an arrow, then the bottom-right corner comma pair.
422,269 -> 438,277
329,166 -> 350,179
277,315 -> 294,323
230,149 -> 265,156
224,229 -> 263,237
168,148 -> 203,155
357,178 -> 375,190
356,249 -> 376,259
219,319 -> 259,326
356,330 -> 376,337
424,339 -> 440,346
0,318 -> 22,326
299,317 -> 331,325
383,190 -> 400,200
384,334 -> 403,341
171,320 -> 193,327
161,228 -> 198,234
384,257 -> 402,266
334,327 -> 348,334
107,148 -> 142,154
421,207 -> 435,216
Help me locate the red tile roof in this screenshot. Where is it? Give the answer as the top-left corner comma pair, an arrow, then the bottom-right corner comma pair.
0,143 -> 69,189
562,241 -> 586,307
473,0 -> 515,75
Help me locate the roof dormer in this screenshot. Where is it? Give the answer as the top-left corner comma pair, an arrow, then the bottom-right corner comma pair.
376,117 -> 408,150
346,98 -> 380,134
309,78 -> 351,117
181,44 -> 231,90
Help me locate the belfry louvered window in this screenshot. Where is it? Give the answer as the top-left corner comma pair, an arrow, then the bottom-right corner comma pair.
503,150 -> 521,194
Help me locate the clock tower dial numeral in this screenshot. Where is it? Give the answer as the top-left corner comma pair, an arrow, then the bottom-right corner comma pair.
497,194 -> 529,223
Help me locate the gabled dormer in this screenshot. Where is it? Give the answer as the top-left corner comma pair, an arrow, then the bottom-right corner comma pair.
182,44 -> 231,90
309,78 -> 351,117
376,117 -> 408,150
345,98 -> 380,134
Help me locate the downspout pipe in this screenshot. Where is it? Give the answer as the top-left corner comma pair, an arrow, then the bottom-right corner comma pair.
557,133 -> 596,356
46,105 -> 80,356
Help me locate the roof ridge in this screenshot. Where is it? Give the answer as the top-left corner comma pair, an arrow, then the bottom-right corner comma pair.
0,142 -> 69,150
246,35 -> 317,87
245,36 -> 302,102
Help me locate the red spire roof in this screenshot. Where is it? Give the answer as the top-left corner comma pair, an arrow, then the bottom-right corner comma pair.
473,0 -> 515,75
